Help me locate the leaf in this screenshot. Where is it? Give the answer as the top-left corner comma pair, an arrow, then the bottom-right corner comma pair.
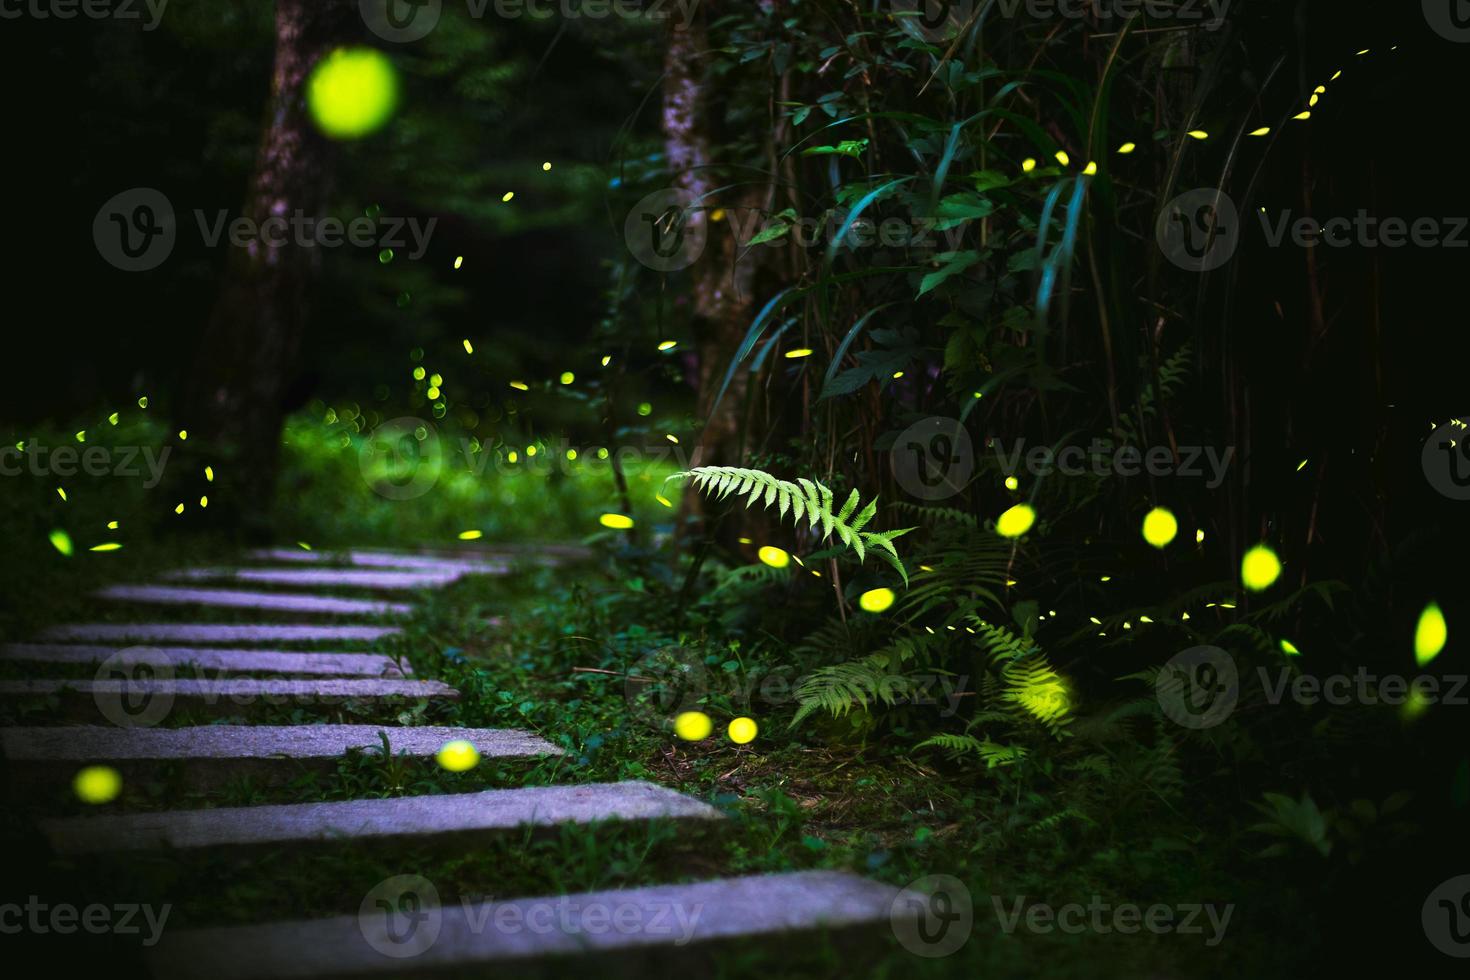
746,221 -> 793,246
707,289 -> 801,427
802,139 -> 869,158
919,250 -> 982,296
934,193 -> 994,229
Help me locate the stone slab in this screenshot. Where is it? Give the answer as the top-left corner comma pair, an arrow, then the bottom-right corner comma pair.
0,678 -> 457,701
0,645 -> 411,677
37,624 -> 402,644
1,725 -> 562,763
94,586 -> 413,617
162,568 -> 464,591
145,871 -> 904,979
42,781 -> 721,853
247,550 -> 509,574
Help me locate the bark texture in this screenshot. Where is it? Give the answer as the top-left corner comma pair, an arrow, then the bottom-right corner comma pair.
179,0 -> 357,531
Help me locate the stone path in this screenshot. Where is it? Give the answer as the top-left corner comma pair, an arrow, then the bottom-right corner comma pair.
94,585 -> 414,617
0,679 -> 460,720
3,724 -> 556,762
162,567 -> 466,590
0,644 -> 411,677
39,623 -> 402,644
42,781 -> 722,853
5,545 -> 904,973
246,548 -> 511,573
146,871 -> 905,980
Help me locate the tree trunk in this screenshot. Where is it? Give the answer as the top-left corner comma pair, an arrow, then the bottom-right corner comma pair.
663,1 -> 775,552
177,0 -> 356,534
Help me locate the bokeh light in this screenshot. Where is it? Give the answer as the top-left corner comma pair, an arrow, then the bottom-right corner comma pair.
435,739 -> 480,772
728,717 -> 758,744
74,765 -> 122,804
307,48 -> 399,140
674,710 -> 712,741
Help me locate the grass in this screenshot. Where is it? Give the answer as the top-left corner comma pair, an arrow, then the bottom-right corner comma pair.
6,562 -> 1292,978
0,414 -> 1355,978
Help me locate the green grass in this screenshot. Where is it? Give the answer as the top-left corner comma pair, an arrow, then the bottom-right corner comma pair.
2,414 -> 1320,978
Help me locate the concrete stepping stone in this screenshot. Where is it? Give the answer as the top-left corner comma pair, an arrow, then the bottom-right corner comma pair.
94,585 -> 414,617
162,568 -> 464,591
42,781 -> 721,854
145,870 -> 904,979
38,624 -> 401,644
247,549 -> 509,574
2,725 -> 562,763
0,645 -> 411,677
0,678 -> 458,718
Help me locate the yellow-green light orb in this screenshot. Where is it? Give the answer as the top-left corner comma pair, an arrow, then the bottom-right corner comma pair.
307,47 -> 399,140
996,503 -> 1037,539
1415,602 -> 1447,667
859,587 -> 896,614
728,717 -> 758,744
1240,544 -> 1282,592
757,546 -> 790,569
435,739 -> 480,773
673,710 -> 712,741
1141,507 -> 1179,549
74,765 -> 122,804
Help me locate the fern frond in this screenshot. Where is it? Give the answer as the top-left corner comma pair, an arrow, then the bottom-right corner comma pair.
668,466 -> 911,583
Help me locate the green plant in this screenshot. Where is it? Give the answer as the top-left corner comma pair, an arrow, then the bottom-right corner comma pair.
669,466 -> 914,581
